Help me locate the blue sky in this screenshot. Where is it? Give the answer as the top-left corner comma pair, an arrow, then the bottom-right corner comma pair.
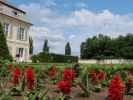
9,0 -> 133,55
10,0 -> 133,14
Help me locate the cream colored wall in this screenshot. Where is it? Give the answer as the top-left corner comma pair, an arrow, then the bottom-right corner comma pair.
7,41 -> 29,61
79,59 -> 133,64
0,13 -> 31,61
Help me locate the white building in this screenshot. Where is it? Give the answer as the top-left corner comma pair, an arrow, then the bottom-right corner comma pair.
0,0 -> 32,61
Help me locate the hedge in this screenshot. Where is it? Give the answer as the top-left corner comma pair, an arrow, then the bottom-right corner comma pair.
31,52 -> 78,63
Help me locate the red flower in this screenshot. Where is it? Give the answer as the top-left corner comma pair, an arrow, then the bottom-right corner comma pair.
108,74 -> 125,100
48,65 -> 57,78
57,80 -> 72,94
63,68 -> 75,80
12,67 -> 21,84
97,71 -> 106,81
128,79 -> 133,85
90,70 -> 97,84
25,67 -> 35,90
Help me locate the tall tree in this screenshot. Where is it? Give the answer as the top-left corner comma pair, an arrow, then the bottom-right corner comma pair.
65,42 -> 71,56
29,37 -> 33,55
0,22 -> 12,61
43,39 -> 49,53
80,33 -> 133,59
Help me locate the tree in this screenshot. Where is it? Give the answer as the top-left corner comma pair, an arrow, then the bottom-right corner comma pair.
80,33 -> 133,59
43,39 -> 49,53
29,37 -> 33,55
80,42 -> 89,59
65,42 -> 71,56
0,22 -> 12,61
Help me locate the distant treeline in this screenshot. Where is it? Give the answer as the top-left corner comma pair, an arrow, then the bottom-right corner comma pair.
80,34 -> 133,59
31,52 -> 78,63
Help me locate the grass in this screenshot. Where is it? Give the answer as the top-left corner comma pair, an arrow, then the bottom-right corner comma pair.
15,63 -> 75,70
12,62 -> 133,70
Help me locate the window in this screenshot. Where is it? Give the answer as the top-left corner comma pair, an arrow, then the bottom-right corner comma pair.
12,11 -> 18,16
17,27 -> 25,40
12,11 -> 24,17
16,48 -> 24,57
3,23 -> 10,37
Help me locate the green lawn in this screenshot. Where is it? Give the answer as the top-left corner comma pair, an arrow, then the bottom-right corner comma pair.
13,62 -> 133,70
18,63 -> 75,70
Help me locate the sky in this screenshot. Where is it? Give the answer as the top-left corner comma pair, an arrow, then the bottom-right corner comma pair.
9,0 -> 133,56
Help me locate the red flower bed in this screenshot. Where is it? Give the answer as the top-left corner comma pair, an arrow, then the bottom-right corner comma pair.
12,67 -> 21,84
90,70 -> 106,84
48,65 -> 57,78
57,67 -> 75,95
63,68 -> 75,80
108,74 -> 125,100
98,71 -> 106,81
57,80 -> 72,94
128,79 -> 133,85
90,70 -> 97,84
25,67 -> 35,90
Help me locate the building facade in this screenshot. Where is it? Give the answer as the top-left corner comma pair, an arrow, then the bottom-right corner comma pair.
0,0 -> 32,61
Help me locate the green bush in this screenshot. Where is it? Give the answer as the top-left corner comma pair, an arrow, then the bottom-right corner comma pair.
31,52 -> 78,63
0,22 -> 12,61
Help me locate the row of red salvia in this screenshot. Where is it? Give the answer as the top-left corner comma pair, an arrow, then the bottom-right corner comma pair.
8,64 -> 35,90
47,66 -> 133,99
8,64 -> 75,94
90,68 -> 133,100
7,64 -> 133,100
48,65 -> 75,95
89,70 -> 106,84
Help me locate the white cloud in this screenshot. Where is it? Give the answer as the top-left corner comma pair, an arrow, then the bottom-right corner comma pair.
20,3 -> 133,56
30,26 -> 65,54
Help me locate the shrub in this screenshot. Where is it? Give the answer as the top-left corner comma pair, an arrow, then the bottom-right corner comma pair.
0,23 -> 12,61
31,52 -> 78,63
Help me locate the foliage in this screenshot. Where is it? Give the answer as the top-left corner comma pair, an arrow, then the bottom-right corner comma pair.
31,52 -> 78,63
31,55 -> 38,63
1,62 -> 133,99
125,76 -> 133,94
24,89 -> 48,100
43,39 -> 49,53
78,68 -> 91,97
81,34 -> 133,59
0,22 -> 12,61
29,37 -> 33,55
65,42 -> 71,56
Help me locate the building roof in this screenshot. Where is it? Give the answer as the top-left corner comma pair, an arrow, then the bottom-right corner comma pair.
0,0 -> 26,14
0,12 -> 33,25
